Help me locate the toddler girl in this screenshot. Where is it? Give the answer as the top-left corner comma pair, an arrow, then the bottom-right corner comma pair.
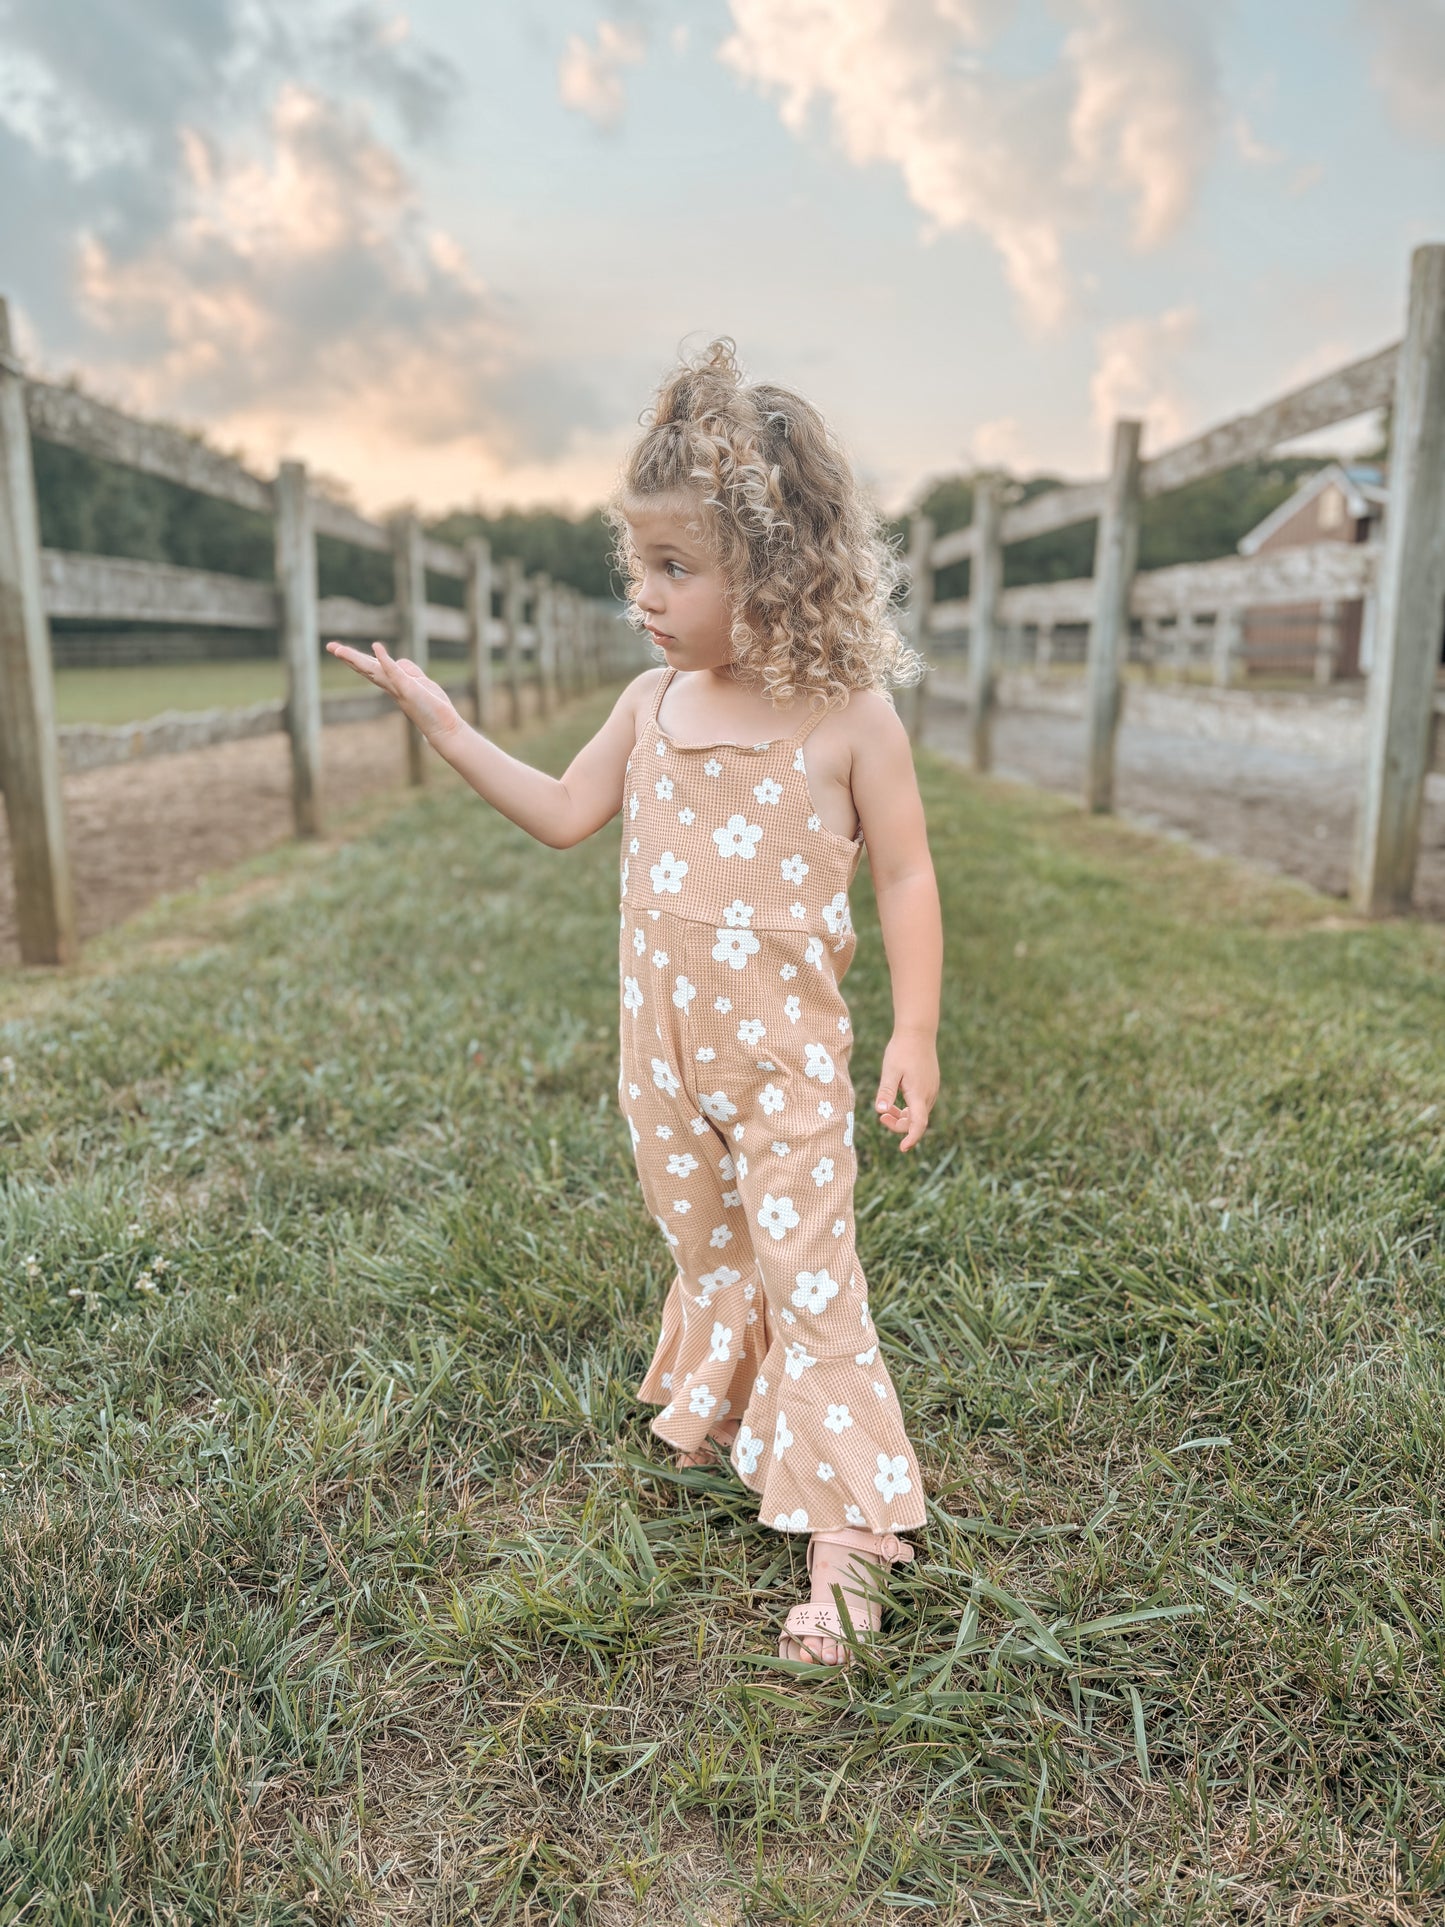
328,339 -> 943,1670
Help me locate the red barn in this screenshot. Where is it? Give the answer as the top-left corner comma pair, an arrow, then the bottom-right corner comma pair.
1234,461 -> 1387,680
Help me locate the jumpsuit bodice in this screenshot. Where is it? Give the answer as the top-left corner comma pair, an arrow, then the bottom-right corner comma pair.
620,667 -> 865,978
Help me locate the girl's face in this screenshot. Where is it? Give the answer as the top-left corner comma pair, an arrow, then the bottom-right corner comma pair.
624,499 -> 736,675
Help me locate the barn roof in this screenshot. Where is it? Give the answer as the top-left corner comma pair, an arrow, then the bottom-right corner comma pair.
1237,460 -> 1389,555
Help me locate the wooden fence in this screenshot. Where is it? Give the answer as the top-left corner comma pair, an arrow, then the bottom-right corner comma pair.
902,241 -> 1445,918
0,295 -> 638,966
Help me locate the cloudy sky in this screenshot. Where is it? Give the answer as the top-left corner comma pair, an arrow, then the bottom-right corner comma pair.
2,0 -> 1443,520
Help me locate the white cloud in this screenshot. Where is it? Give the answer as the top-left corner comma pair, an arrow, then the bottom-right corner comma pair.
717,0 -> 1223,333
1089,304 -> 1198,450
1355,0 -> 1445,140
558,19 -> 648,131
968,416 -> 1035,473
1230,114 -> 1284,167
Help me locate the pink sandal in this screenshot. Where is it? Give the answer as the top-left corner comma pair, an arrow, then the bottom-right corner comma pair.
780,1526 -> 917,1667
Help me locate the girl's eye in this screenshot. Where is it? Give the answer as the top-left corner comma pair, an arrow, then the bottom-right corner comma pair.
665,560 -> 687,579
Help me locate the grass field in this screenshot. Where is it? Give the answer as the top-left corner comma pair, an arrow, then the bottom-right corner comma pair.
52,656 -> 398,727
2,690 -> 1443,1923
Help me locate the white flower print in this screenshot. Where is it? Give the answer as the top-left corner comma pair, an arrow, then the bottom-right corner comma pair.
736,1018 -> 766,1047
759,1083 -> 786,1117
660,1372 -> 672,1390
718,1154 -> 735,1180
773,1412 -> 794,1459
627,1082 -> 641,1099
757,1059 -> 777,1071
794,747 -> 806,772
665,1152 -> 699,1178
817,1100 -> 834,1119
856,1343 -> 878,1366
875,1453 -> 913,1502
722,1188 -> 740,1209
655,1125 -> 672,1139
678,806 -> 695,825
699,1089 -> 738,1123
629,793 -> 640,820
627,1116 -> 640,1150
844,1110 -> 855,1148
697,1265 -> 741,1302
780,1308 -> 797,1326
648,909 -> 661,919
709,1224 -> 733,1249
780,853 -> 809,884
714,995 -> 733,1013
804,1043 -> 836,1085
629,836 -> 640,855
708,1321 -> 733,1362
722,900 -> 755,928
779,963 -> 798,980
774,1507 -> 809,1530
804,936 -> 825,971
792,1267 -> 840,1314
756,1374 -> 769,1396
811,1156 -> 834,1188
622,976 -> 643,1014
844,1503 -> 867,1527
713,929 -> 761,971
654,1214 -> 678,1249
837,1016 -> 850,1034
656,738 -> 668,756
735,1152 -> 748,1179
784,994 -> 801,1024
783,1341 -> 817,1380
688,1384 -> 717,1417
655,775 -> 675,801
650,850 -> 688,894
832,1218 -> 846,1237
695,1046 -> 716,1062
690,1115 -> 709,1135
713,814 -> 763,860
807,812 -> 822,831
753,776 -> 783,805
816,1462 -> 835,1482
659,1401 -> 675,1420
873,1381 -> 889,1399
652,950 -> 669,969
673,1199 -> 691,1214
789,902 -> 807,921
620,858 -> 628,892
672,975 -> 697,1010
823,1404 -> 853,1434
734,1427 -> 764,1475
733,1126 -> 746,1145
757,1192 -> 799,1240
771,1140 -> 790,1157
703,757 -> 723,777
822,892 -> 853,939
632,927 -> 647,955
650,1057 -> 680,1096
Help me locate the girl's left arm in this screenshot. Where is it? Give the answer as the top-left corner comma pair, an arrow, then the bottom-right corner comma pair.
849,693 -> 943,1152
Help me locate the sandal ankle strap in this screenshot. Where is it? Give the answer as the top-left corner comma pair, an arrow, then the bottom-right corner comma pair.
807,1526 -> 916,1575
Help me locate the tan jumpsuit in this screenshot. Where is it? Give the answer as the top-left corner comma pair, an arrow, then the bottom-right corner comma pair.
618,666 -> 927,1536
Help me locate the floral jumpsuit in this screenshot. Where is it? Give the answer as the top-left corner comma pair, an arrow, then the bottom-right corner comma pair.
618,666 -> 926,1536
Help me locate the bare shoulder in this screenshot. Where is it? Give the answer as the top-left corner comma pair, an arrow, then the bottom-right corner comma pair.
838,688 -> 909,760
616,665 -> 667,740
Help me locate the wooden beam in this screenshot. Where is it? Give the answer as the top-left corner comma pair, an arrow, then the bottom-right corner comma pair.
421,535 -> 467,580
24,376 -> 273,516
1084,418 -> 1143,813
0,301 -> 75,963
967,476 -> 1003,773
1212,607 -> 1242,688
502,555 -> 524,729
466,537 -> 493,732
391,513 -> 428,786
40,550 -> 278,627
1353,245 -> 1445,914
274,460 -> 321,838
316,596 -> 398,640
928,521 -> 974,571
900,511 -> 935,745
311,494 -> 391,554
1131,540 -> 1377,615
999,479 -> 1107,547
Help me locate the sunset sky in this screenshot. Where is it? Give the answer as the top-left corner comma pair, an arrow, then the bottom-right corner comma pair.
2,0 -> 1443,520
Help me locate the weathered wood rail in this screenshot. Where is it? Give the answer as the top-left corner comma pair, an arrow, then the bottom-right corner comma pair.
0,295 -> 639,964
903,242 -> 1445,917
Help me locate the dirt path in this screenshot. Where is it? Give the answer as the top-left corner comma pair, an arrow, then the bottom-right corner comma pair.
922,690 -> 1445,920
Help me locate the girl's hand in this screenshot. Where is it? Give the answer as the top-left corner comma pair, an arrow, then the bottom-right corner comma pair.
874,1030 -> 939,1153
326,640 -> 463,744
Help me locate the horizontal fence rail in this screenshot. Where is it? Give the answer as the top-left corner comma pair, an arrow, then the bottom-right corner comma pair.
903,241 -> 1445,919
0,295 -> 643,964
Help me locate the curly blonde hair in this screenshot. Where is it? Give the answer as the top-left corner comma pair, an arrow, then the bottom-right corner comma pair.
605,337 -> 923,713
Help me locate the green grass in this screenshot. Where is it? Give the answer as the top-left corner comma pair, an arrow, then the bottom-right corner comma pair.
53,656 -> 391,727
2,690 -> 1443,1923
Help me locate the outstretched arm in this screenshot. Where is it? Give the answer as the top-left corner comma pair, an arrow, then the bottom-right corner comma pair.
847,691 -> 943,1153
326,641 -> 655,849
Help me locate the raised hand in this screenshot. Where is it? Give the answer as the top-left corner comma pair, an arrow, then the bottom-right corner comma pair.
326,640 -> 463,744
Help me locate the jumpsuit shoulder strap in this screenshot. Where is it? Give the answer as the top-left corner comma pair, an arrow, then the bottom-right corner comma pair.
646,665 -> 677,731
785,691 -> 832,749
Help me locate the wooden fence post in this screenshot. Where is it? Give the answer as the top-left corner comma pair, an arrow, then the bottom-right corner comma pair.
273,460 -> 321,838
391,512 -> 427,785
1036,623 -> 1055,672
1212,607 -> 1242,688
967,476 -> 1002,773
465,536 -> 493,733
0,299 -> 75,964
502,556 -> 524,729
1084,418 -> 1143,813
1353,243 -> 1445,914
1314,596 -> 1342,686
900,511 -> 935,746
533,573 -> 556,719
